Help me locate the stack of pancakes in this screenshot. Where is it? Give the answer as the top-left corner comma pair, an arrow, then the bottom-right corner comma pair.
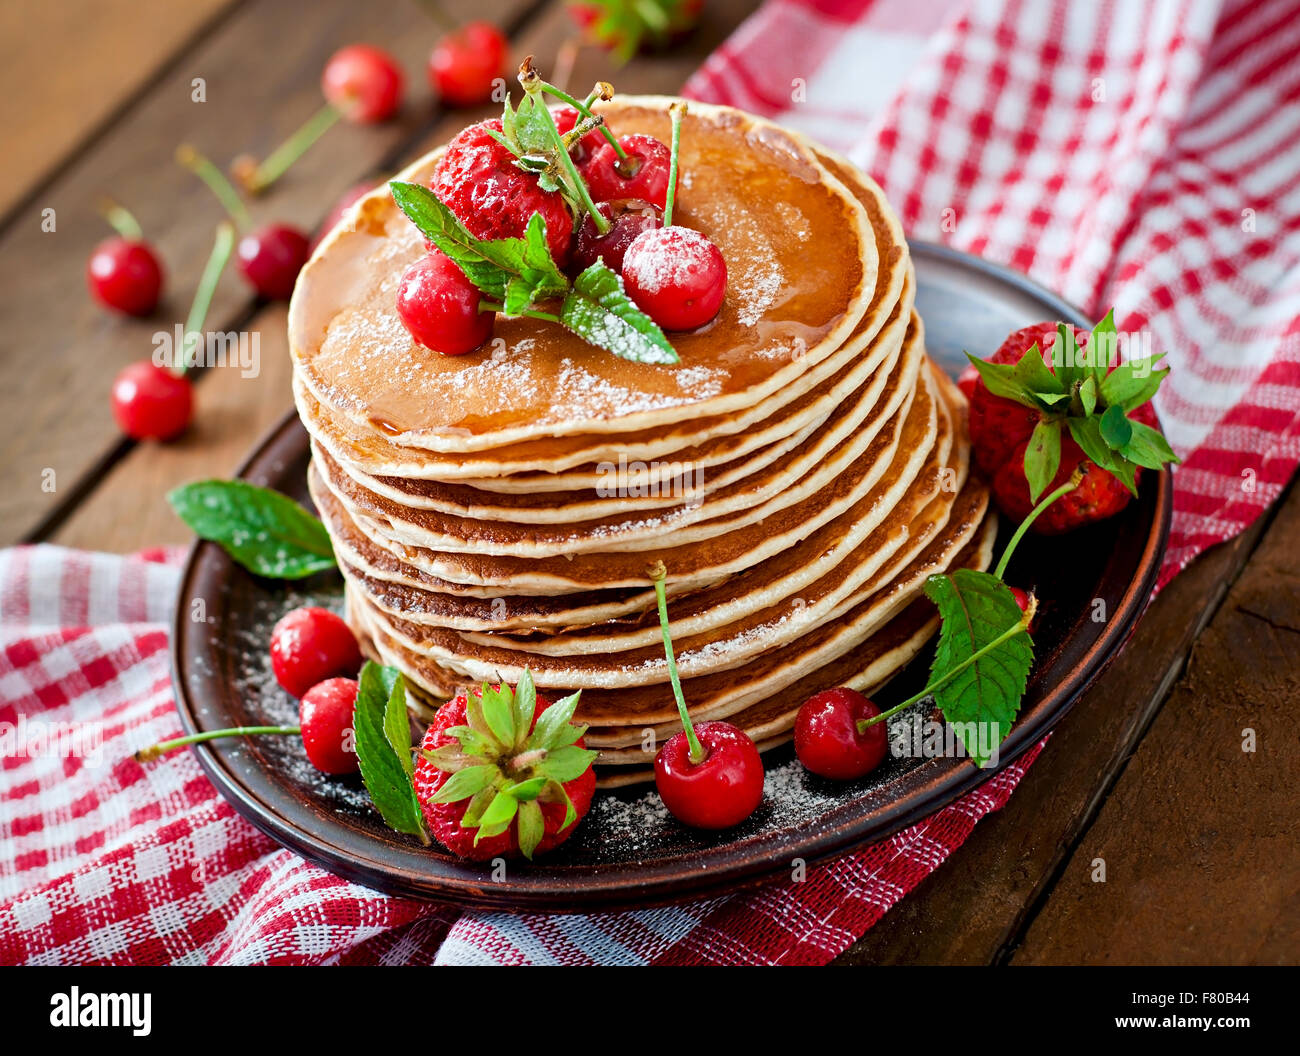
288,98 -> 994,786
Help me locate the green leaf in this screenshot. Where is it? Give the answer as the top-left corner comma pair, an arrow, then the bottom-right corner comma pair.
1119,419 -> 1180,470
1068,417 -> 1139,496
529,690 -> 584,750
1088,308 -> 1118,382
964,355 -> 1040,409
389,182 -> 513,301
512,670 -> 538,750
474,791 -> 519,841
478,684 -> 517,748
1098,359 -> 1168,412
500,776 -> 548,801
168,480 -> 335,579
516,800 -> 545,860
1024,418 -> 1062,503
353,662 -> 428,843
1079,374 -> 1098,417
1099,403 -> 1133,450
1052,322 -> 1090,391
537,745 -> 599,784
560,262 -> 679,364
1010,342 -> 1066,397
430,763 -> 498,804
379,668 -> 413,780
922,570 -> 1034,766
419,742 -> 486,773
461,785 -> 496,828
436,724 -> 496,760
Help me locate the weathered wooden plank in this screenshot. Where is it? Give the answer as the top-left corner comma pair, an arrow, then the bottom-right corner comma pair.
1011,482 -> 1300,965
2,0 -> 544,547
834,508 -> 1277,965
0,0 -> 240,219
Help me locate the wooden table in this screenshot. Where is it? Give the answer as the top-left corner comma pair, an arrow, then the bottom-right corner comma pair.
3,0 -> 1295,965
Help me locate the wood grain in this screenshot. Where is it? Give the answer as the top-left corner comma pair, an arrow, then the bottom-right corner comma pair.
0,0 -> 240,219
1,0 -> 545,548
1011,482 -> 1300,965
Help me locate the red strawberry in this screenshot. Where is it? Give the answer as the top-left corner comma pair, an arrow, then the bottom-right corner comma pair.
992,435 -> 1135,533
969,322 -> 1067,476
966,313 -> 1178,534
431,120 -> 574,266
413,675 -> 596,860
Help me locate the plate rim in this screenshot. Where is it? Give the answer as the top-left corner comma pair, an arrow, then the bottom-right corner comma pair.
169,241 -> 1173,910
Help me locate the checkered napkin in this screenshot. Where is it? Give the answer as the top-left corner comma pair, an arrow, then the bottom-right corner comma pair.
3,0 -> 1297,964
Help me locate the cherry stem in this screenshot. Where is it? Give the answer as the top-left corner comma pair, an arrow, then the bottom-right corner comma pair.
412,0 -> 457,31
650,562 -> 706,765
663,102 -> 685,227
537,78 -> 626,159
178,222 -> 235,376
478,301 -> 560,323
241,104 -> 341,194
176,145 -> 250,229
98,199 -> 143,241
857,605 -> 1037,733
135,724 -> 301,762
992,467 -> 1084,580
521,59 -> 611,234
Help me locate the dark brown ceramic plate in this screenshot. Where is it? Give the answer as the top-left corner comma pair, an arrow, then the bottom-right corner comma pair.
171,242 -> 1172,911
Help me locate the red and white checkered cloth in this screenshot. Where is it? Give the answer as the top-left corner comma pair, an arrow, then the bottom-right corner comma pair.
3,0 -> 1298,964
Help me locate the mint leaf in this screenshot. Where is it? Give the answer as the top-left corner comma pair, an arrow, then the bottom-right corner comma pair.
923,570 -> 1034,766
1099,403 -> 1133,450
561,262 -> 679,364
1119,419 -> 1180,470
354,662 -> 429,844
389,182 -> 512,300
168,480 -> 335,579
380,668 -> 413,781
1024,418 -> 1062,503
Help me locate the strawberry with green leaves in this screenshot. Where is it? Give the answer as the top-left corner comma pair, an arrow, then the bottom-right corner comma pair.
967,313 -> 1178,534
568,0 -> 704,63
413,673 -> 597,860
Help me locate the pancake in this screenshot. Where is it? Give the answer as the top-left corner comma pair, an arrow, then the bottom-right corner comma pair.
288,93 -> 996,789
289,99 -> 881,453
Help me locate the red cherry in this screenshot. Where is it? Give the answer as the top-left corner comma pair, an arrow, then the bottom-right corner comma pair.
88,237 -> 163,316
794,687 -> 888,780
429,22 -> 507,107
581,134 -> 676,210
622,226 -> 727,331
654,721 -> 764,829
396,250 -> 495,355
552,106 -> 606,163
299,677 -> 360,774
237,223 -> 310,301
270,606 -> 363,699
110,361 -> 193,441
571,200 -> 662,274
312,181 -> 375,250
957,363 -> 979,401
321,44 -> 404,123
1008,586 -> 1040,632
